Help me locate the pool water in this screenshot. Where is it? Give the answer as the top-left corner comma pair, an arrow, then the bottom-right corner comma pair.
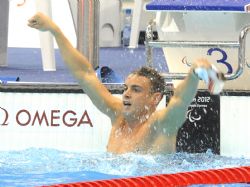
0,148 -> 249,187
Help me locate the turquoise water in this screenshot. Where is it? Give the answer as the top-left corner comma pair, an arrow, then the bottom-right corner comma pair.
0,148 -> 249,187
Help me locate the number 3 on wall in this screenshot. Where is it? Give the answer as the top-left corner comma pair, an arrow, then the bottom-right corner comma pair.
207,48 -> 233,74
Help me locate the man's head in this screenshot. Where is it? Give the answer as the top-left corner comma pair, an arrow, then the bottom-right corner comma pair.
130,66 -> 165,95
122,66 -> 165,121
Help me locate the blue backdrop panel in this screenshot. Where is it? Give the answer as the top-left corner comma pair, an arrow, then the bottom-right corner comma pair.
146,0 -> 250,12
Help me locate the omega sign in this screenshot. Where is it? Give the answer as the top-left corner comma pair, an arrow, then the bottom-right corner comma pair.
0,107 -> 93,127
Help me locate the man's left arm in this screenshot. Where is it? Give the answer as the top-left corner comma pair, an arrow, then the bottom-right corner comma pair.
155,59 -> 211,134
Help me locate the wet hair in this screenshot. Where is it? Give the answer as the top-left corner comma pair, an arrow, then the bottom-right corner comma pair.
130,66 -> 165,94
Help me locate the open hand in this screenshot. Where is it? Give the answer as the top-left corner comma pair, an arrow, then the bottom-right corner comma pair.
192,58 -> 212,70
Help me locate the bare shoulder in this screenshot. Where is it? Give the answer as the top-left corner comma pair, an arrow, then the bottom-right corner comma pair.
110,113 -> 125,127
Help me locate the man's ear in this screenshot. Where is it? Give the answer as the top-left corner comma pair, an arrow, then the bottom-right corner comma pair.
153,92 -> 163,105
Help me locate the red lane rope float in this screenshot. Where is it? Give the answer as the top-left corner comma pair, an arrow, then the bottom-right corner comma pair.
44,166 -> 250,187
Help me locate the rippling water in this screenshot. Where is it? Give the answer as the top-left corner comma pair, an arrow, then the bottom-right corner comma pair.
0,148 -> 249,186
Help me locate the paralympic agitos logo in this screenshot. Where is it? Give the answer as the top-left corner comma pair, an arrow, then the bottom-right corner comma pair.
0,107 -> 93,127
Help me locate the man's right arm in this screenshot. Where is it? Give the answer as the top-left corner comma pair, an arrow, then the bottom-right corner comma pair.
28,12 -> 122,121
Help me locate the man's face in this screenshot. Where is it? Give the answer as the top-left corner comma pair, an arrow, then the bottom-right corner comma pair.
122,74 -> 154,118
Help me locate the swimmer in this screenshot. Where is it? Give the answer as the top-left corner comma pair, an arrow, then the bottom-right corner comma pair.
28,12 -> 220,154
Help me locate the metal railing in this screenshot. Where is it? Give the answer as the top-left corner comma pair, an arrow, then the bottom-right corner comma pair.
0,0 -> 9,67
145,20 -> 250,81
68,0 -> 100,69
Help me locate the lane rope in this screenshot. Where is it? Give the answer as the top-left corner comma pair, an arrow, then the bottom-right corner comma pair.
44,166 -> 250,187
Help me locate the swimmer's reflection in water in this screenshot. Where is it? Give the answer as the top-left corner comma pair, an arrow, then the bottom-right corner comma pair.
28,12 -> 224,154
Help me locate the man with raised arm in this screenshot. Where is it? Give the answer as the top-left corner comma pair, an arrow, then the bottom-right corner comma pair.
28,12 -> 213,154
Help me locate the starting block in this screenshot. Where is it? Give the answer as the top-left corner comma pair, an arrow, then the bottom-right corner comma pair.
146,0 -> 250,90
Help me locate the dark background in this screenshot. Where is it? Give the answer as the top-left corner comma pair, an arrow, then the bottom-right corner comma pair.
166,91 -> 220,154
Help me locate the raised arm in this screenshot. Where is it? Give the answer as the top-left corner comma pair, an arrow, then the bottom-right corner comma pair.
156,58 -> 212,134
28,12 -> 122,121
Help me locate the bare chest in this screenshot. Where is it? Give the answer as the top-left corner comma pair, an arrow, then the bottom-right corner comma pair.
107,123 -> 152,154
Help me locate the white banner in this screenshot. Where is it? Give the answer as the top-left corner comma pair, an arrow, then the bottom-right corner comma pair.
0,92 -> 113,152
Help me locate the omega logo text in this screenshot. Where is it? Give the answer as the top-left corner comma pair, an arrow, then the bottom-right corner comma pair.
0,107 -> 9,126
1,108 -> 93,127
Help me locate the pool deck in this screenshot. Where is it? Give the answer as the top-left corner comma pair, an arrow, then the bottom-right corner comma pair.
0,46 -> 167,84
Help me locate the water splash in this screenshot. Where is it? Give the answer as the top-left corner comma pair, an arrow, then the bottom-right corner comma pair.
0,148 -> 250,186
